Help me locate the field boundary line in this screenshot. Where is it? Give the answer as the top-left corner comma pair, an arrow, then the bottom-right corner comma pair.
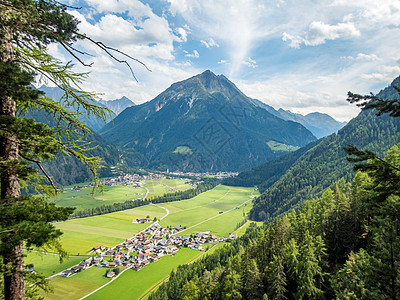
179,196 -> 253,234
150,203 -> 169,222
25,250 -> 85,258
78,267 -> 130,300
139,248 -> 210,300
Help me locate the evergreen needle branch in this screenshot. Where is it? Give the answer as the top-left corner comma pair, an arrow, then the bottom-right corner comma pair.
18,153 -> 58,193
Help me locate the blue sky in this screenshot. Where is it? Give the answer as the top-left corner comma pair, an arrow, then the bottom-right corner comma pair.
51,0 -> 400,121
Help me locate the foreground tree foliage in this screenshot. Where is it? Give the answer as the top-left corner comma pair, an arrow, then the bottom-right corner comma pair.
0,1 -> 144,299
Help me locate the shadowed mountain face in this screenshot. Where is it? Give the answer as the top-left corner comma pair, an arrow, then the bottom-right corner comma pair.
100,70 -> 317,171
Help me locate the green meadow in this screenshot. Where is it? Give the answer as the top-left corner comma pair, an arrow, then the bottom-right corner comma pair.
41,266 -> 111,300
52,185 -> 256,256
266,140 -> 300,152
51,178 -> 191,210
143,178 -> 192,198
159,185 -> 258,236
25,252 -> 88,278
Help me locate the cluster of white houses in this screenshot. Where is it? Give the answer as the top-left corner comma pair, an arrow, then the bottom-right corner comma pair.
61,224 -> 237,277
68,172 -> 166,191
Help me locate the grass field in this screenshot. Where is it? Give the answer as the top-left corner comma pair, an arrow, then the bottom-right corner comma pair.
41,266 -> 111,300
266,140 -> 300,152
143,178 -> 191,198
159,185 -> 258,237
86,248 -> 202,300
25,253 -> 88,278
52,178 -> 191,210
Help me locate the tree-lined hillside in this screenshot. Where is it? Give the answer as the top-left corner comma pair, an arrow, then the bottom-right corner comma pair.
249,77 -> 400,221
23,109 -> 144,186
149,144 -> 400,299
222,140 -> 319,192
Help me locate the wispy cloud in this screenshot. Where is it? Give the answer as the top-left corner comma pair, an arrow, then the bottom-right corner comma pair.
167,0 -> 271,76
200,38 -> 219,48
283,21 -> 360,48
243,57 -> 257,68
184,50 -> 200,58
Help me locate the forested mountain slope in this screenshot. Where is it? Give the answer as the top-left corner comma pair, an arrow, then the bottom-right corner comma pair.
250,76 -> 400,221
149,152 -> 400,299
222,140 -> 319,193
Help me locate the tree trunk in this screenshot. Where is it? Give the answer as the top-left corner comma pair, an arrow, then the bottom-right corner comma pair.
0,11 -> 25,300
3,242 -> 24,300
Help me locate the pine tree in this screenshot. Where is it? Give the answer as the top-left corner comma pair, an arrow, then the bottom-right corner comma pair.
268,254 -> 287,300
295,230 -> 324,299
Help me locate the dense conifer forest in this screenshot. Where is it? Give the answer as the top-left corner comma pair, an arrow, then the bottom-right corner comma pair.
149,145 -> 400,299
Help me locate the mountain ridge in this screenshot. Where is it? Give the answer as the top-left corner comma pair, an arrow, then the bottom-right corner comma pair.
100,70 -> 317,171
250,97 -> 346,138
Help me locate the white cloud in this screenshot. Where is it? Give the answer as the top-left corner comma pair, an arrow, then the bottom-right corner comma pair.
200,38 -> 219,48
69,10 -> 177,61
176,27 -> 189,42
283,21 -> 360,48
184,50 -> 199,58
62,2 -> 201,106
57,0 -> 400,123
361,65 -> 400,82
84,0 -> 153,18
305,21 -> 360,45
243,57 -> 257,68
282,32 -> 303,48
343,53 -> 381,61
232,58 -> 393,122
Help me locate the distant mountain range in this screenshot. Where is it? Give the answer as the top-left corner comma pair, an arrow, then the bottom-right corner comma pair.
35,71 -> 349,180
250,98 -> 346,138
100,70 -> 317,171
98,96 -> 135,115
37,86 -> 136,131
226,75 -> 400,221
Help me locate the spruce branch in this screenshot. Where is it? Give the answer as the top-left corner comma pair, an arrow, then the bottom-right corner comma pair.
18,153 -> 58,193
